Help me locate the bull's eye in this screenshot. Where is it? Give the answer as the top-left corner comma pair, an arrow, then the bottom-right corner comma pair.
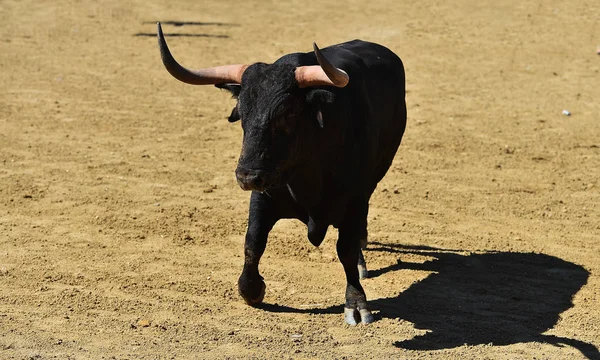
275,114 -> 295,135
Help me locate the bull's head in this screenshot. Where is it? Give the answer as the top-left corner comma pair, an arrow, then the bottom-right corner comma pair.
157,23 -> 348,192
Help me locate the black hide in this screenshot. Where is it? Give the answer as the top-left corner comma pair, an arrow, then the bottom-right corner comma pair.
221,40 -> 407,322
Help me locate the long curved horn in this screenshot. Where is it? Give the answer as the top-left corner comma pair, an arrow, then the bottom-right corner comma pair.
157,22 -> 247,85
295,43 -> 349,88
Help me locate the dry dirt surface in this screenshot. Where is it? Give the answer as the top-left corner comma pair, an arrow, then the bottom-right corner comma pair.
1,0 -> 599,359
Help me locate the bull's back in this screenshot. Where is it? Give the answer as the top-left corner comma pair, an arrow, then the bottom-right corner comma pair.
332,41 -> 407,190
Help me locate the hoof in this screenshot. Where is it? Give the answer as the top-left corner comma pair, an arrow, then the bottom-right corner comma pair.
344,307 -> 374,325
240,281 -> 266,306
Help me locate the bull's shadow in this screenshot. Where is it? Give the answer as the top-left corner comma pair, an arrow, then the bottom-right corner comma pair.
262,243 -> 598,359
368,243 -> 597,359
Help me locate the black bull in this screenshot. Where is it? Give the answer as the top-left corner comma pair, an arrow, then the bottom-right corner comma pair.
158,23 -> 407,324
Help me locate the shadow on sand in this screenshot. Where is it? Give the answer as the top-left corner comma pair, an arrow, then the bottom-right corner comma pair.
135,20 -> 237,39
142,21 -> 239,27
262,242 -> 598,359
134,33 -> 229,38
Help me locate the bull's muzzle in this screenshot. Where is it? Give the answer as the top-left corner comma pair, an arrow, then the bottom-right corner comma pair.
235,168 -> 270,192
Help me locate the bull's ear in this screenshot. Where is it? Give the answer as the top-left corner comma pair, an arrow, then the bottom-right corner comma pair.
215,83 -> 242,99
306,90 -> 334,128
306,89 -> 335,105
227,106 -> 241,123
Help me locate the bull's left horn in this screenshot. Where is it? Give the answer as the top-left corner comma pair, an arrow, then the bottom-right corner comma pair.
157,22 -> 247,85
295,43 -> 349,88
312,43 -> 349,87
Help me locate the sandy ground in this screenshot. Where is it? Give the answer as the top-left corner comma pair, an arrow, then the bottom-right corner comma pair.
1,0 -> 599,359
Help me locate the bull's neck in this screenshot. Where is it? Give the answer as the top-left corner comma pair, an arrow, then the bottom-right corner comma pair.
285,153 -> 324,210
286,116 -> 349,223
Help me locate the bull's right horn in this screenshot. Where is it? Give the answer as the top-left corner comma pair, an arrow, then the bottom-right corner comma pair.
157,22 -> 247,85
295,43 -> 349,88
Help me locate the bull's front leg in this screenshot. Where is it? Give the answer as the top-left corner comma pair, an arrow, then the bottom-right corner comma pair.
337,201 -> 374,325
238,191 -> 277,306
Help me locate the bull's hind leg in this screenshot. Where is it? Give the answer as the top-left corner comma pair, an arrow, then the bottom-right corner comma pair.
238,192 -> 277,306
338,201 -> 374,325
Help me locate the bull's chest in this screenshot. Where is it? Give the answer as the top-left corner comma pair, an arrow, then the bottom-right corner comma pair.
286,183 -> 349,229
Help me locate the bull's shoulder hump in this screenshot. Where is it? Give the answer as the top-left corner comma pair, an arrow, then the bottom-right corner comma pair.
319,41 -> 402,76
329,40 -> 401,62
273,52 -> 314,67
271,41 -> 402,73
